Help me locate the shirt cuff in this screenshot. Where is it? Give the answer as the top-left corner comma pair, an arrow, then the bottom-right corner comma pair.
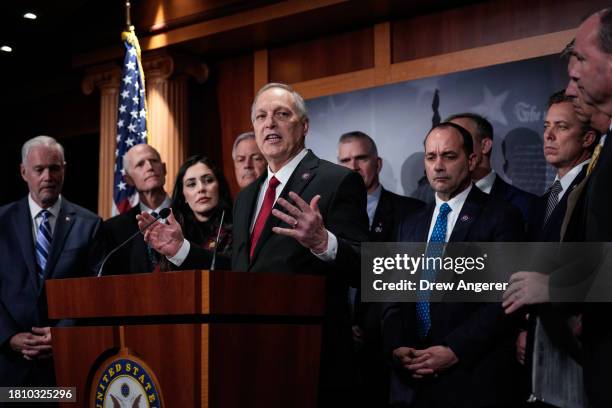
168,239 -> 190,267
311,230 -> 337,262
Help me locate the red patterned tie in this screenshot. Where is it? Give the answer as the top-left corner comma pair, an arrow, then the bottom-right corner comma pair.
250,176 -> 281,259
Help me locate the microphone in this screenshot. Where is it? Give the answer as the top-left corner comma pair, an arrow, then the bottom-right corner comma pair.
97,207 -> 171,277
210,209 -> 226,271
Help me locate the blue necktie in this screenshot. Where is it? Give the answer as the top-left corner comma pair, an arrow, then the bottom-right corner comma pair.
35,210 -> 53,282
416,203 -> 452,339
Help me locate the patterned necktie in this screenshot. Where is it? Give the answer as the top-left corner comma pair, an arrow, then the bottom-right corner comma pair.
586,143 -> 602,176
35,210 -> 53,282
543,180 -> 563,226
250,176 -> 281,259
416,202 -> 452,339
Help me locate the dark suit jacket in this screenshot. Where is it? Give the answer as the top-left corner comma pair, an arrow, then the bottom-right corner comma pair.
355,189 -> 424,405
356,188 -> 424,332
527,166 -> 587,243
370,188 -> 424,243
523,167 -> 587,395
0,196 -> 102,386
103,205 -> 156,275
382,187 -> 524,408
410,173 -> 535,223
184,150 -> 369,389
564,136 -> 612,408
490,174 -> 536,225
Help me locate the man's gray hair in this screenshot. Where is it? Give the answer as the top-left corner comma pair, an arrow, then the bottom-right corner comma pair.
232,131 -> 256,160
251,82 -> 309,122
338,131 -> 379,157
122,144 -> 161,176
21,135 -> 65,165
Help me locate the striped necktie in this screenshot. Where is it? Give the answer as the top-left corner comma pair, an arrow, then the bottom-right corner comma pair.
35,210 -> 53,281
543,180 -> 562,226
416,202 -> 451,339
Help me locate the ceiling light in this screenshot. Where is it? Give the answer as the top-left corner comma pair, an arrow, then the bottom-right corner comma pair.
23,12 -> 37,20
1,46 -> 13,53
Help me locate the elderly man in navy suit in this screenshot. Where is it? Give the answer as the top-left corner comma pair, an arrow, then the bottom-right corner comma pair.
103,144 -> 170,275
0,136 -> 102,386
383,122 -> 523,408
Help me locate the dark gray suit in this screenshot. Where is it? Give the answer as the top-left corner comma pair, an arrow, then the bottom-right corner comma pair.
183,150 -> 369,400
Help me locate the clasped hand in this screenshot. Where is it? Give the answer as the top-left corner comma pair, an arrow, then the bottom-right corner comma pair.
10,327 -> 52,360
392,345 -> 458,378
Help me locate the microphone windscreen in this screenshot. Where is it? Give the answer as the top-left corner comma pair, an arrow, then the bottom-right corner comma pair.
158,208 -> 171,219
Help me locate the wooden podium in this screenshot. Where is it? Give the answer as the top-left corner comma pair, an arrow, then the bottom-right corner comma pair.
46,270 -> 325,407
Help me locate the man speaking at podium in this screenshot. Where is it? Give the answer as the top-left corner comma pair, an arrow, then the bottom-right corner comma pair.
139,83 -> 369,405
0,136 -> 102,387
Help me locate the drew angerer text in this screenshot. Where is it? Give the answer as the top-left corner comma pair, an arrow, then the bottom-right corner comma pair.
372,279 -> 508,293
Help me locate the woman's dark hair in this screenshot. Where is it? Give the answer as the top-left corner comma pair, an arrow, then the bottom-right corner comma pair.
171,155 -> 233,243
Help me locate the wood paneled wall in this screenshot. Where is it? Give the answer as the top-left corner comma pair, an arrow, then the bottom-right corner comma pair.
215,54 -> 255,195
391,0 -> 608,63
268,27 -> 374,84
211,0 -> 609,198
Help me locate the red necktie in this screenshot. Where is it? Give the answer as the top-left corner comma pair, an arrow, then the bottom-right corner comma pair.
250,176 -> 281,259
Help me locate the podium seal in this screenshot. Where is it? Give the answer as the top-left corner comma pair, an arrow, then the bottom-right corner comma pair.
90,352 -> 163,408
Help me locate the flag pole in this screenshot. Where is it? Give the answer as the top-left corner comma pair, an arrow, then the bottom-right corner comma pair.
125,1 -> 132,30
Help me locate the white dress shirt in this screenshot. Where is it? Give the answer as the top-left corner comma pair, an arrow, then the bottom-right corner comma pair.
139,196 -> 171,216
250,148 -> 309,231
427,184 -> 473,242
475,170 -> 496,194
28,195 -> 62,246
554,160 -> 589,200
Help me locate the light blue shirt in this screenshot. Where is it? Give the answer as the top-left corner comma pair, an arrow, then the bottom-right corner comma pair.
367,184 -> 382,228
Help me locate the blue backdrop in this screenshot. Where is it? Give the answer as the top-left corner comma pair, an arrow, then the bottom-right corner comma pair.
305,54 -> 568,197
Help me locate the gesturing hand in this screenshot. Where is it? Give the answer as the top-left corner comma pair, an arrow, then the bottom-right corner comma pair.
137,210 -> 184,258
271,191 -> 328,253
502,271 -> 550,314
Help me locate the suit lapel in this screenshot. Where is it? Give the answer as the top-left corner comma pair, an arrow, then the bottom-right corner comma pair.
44,199 -> 76,279
370,189 -> 391,237
449,188 -> 483,242
415,205 -> 434,242
127,206 -> 152,272
250,151 -> 319,263
13,197 -> 38,288
545,166 -> 587,229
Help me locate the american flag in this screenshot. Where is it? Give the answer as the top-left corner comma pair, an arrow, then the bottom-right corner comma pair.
113,27 -> 148,215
